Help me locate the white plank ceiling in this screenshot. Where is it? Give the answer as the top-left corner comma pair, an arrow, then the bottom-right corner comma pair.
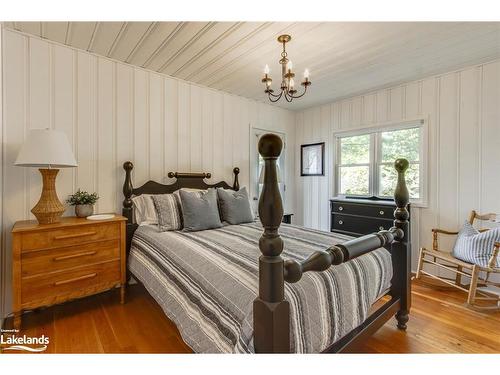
4,22 -> 500,110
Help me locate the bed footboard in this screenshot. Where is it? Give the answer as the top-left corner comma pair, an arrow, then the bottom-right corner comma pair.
254,134 -> 411,353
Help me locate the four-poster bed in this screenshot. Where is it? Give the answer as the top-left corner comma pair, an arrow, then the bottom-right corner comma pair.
121,133 -> 411,353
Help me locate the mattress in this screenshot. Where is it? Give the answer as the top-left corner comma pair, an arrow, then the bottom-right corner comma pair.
128,222 -> 393,353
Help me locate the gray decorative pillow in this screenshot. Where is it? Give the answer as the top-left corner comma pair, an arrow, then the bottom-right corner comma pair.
217,187 -> 254,225
151,194 -> 183,231
452,221 -> 500,267
179,188 -> 222,232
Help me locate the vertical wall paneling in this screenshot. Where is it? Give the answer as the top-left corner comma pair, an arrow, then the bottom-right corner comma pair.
76,51 -> 94,192
190,85 -> 202,172
437,73 -> 459,250
115,63 -> 133,208
201,89 -> 213,176
164,78 -> 178,182
177,81 -> 190,172
458,68 -> 480,222
480,61 -> 500,215
0,29 -> 296,318
96,58 -> 114,213
148,73 -> 163,182
212,91 -> 224,182
133,69 -> 149,185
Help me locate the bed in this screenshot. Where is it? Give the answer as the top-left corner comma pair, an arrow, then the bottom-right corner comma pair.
121,133 -> 411,353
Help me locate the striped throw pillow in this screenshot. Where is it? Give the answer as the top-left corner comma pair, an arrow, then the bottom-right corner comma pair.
452,221 -> 500,267
151,194 -> 183,231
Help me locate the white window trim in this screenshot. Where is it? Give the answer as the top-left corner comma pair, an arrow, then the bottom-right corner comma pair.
333,118 -> 429,208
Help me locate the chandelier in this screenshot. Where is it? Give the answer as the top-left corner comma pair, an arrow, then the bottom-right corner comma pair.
261,34 -> 311,103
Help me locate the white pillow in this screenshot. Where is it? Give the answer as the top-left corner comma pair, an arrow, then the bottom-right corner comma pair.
132,194 -> 158,225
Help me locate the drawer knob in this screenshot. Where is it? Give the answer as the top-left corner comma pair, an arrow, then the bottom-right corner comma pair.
338,206 -> 343,211
379,226 -> 384,231
379,210 -> 385,215
338,220 -> 343,225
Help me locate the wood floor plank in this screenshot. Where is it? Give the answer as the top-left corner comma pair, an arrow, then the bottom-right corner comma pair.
2,280 -> 498,354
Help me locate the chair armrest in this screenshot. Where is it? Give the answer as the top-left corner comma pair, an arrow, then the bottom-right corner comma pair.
431,228 -> 459,235
487,242 -> 500,269
431,228 -> 459,251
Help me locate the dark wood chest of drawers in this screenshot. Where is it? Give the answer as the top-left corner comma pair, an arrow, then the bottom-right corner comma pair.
330,197 -> 410,237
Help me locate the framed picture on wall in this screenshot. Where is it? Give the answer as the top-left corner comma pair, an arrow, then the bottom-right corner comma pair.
301,142 -> 325,176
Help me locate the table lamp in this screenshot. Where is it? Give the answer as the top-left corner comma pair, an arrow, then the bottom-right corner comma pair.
15,129 -> 78,224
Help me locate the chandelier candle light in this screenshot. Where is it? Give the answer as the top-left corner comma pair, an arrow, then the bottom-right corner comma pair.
261,34 -> 311,103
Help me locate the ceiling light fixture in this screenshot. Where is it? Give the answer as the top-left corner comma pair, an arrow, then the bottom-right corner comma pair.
261,34 -> 311,103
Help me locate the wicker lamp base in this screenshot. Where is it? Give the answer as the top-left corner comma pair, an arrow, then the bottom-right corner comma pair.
31,168 -> 65,224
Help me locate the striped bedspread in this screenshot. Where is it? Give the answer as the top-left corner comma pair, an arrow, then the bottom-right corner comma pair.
128,222 -> 393,353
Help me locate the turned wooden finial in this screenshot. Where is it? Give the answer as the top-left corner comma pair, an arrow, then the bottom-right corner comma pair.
258,134 -> 284,255
233,167 -> 240,191
122,161 -> 134,221
392,158 -> 411,330
393,158 -> 410,240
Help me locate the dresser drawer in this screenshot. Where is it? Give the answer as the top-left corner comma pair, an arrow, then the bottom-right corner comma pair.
21,260 -> 120,306
20,223 -> 120,251
21,239 -> 120,277
331,202 -> 394,219
331,213 -> 393,236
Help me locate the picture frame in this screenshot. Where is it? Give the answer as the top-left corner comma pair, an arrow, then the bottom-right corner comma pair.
301,142 -> 325,176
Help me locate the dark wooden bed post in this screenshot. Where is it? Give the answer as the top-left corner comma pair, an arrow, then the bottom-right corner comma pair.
253,133 -> 290,353
232,167 -> 240,191
122,161 -> 134,223
391,159 -> 411,330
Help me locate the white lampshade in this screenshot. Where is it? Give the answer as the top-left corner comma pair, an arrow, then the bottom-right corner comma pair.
15,129 -> 77,168
259,163 -> 282,184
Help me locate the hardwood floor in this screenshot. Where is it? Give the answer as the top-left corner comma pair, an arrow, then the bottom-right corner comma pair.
2,279 -> 499,353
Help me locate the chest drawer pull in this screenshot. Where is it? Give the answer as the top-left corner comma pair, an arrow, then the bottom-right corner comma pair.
338,220 -> 343,225
53,273 -> 97,286
379,226 -> 384,231
338,206 -> 343,211
53,231 -> 97,241
379,210 -> 385,215
53,251 -> 97,262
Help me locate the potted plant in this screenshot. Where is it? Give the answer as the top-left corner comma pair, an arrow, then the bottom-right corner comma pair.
67,190 -> 99,218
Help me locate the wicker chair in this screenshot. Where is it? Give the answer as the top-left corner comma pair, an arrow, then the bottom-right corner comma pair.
415,210 -> 500,309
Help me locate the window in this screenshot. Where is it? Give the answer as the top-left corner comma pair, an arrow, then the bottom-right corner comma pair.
335,122 -> 425,203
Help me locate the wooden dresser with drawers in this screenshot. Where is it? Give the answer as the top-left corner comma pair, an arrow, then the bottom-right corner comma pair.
330,197 -> 410,237
11,215 -> 127,330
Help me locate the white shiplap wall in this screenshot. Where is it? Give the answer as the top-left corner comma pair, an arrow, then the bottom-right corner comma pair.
0,28 -> 296,319
295,59 -> 500,271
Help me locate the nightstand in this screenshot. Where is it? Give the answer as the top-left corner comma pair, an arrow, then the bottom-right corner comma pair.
11,215 -> 127,330
283,213 -> 294,224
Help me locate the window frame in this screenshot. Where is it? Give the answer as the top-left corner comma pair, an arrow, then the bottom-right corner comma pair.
333,119 -> 428,207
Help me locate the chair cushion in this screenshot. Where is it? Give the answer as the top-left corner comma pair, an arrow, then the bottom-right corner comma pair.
179,188 -> 222,232
452,221 -> 500,267
151,194 -> 183,231
217,187 -> 254,225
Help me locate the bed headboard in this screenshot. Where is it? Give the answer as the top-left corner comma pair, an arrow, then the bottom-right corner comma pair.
121,161 -> 240,254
